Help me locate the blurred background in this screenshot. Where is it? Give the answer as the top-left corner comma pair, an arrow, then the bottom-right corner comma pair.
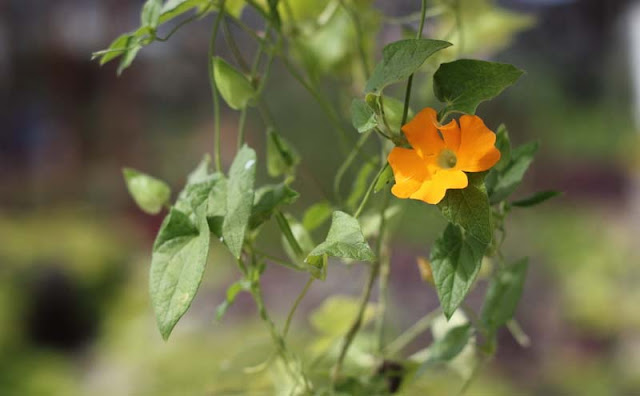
1,0 -> 640,394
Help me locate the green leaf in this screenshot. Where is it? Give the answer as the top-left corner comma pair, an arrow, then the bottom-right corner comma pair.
175,173 -> 223,217
422,324 -> 472,365
97,33 -> 130,66
150,207 -> 211,340
310,295 -> 376,336
215,279 -> 251,320
433,59 -> 524,114
365,39 -> 452,93
432,173 -> 491,318
307,211 -> 375,263
430,224 -> 487,319
302,201 -> 333,231
266,130 -> 300,178
116,34 -> 144,75
374,165 -> 393,193
213,57 -> 256,110
160,0 -> 208,23
123,168 -> 171,215
481,258 -> 528,332
488,141 -> 539,204
438,173 -> 492,245
207,176 -> 227,238
249,183 -> 299,229
351,99 -> 377,133
512,190 -> 561,208
141,0 -> 163,29
222,145 -> 256,259
346,161 -> 377,211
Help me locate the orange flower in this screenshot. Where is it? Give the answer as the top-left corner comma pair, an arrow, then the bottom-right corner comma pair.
388,108 -> 500,204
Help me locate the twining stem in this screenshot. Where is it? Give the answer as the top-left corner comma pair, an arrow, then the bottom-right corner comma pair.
384,308 -> 442,356
400,0 -> 428,126
333,189 -> 391,383
375,192 -> 391,352
249,278 -> 312,392
376,194 -> 391,352
332,253 -> 381,383
236,108 -> 247,149
208,1 -> 226,172
283,277 -> 315,338
353,163 -> 389,219
333,131 -> 373,203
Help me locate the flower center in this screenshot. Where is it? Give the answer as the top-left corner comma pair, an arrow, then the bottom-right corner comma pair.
437,149 -> 457,169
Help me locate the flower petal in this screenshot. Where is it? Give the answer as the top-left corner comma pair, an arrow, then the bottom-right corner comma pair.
388,147 -> 430,198
410,169 -> 468,204
401,107 -> 444,158
456,115 -> 501,172
439,119 -> 461,151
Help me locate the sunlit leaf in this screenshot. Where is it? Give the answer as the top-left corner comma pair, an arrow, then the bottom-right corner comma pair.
307,211 -> 375,263
150,207 -> 210,340
433,59 -> 524,115
122,168 -> 171,215
222,145 -> 256,258
141,0 -> 163,29
365,39 -> 452,93
213,57 -> 256,110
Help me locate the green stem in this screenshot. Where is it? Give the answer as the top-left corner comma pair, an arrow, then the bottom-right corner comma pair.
400,0 -> 428,127
332,254 -> 381,384
375,192 -> 391,352
236,108 -> 248,149
208,2 -> 226,172
384,308 -> 441,356
333,131 -> 373,203
283,277 -> 315,338
353,163 -> 389,219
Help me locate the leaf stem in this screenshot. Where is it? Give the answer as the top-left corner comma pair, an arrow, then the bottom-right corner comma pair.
400,0 -> 428,127
208,2 -> 226,172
